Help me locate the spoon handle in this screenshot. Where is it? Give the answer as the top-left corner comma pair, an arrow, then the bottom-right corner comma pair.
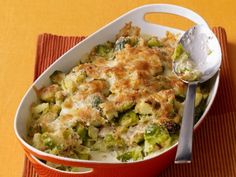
175,82 -> 197,163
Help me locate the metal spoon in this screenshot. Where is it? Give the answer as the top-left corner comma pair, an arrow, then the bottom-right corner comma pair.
174,25 -> 222,163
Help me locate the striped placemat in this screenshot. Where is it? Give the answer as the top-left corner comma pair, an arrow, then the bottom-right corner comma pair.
23,27 -> 236,177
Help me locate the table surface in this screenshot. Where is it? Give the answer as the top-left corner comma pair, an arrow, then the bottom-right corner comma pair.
0,1 -> 236,177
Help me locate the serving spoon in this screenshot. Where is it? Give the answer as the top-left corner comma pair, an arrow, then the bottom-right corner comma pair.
174,25 -> 222,163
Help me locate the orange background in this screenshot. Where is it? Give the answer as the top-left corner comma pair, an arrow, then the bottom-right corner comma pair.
0,0 -> 235,177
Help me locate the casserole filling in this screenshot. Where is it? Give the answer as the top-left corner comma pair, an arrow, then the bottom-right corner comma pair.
28,22 -> 209,169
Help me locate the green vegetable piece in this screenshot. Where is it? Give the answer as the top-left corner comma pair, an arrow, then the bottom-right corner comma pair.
135,101 -> 153,115
91,96 -> 102,108
178,51 -> 189,61
88,126 -> 99,140
120,111 -> 139,127
46,161 -> 65,170
48,145 -> 64,155
41,133 -> 55,149
143,140 -> 156,155
115,38 -> 128,51
95,44 -> 111,57
50,70 -> 65,85
70,166 -> 92,172
115,37 -> 131,51
144,124 -> 171,154
208,49 -> 212,55
92,139 -> 104,151
147,37 -> 162,47
75,145 -> 90,159
131,146 -> 143,161
104,134 -> 116,148
145,124 -> 158,136
71,167 -> 81,172
79,153 -> 90,160
117,146 -> 143,162
194,98 -> 207,123
117,101 -> 134,112
132,133 -> 144,144
172,43 -> 185,60
117,151 -> 133,162
77,145 -> 90,153
195,88 -> 203,107
63,128 -> 73,139
77,124 -> 88,142
76,71 -> 87,84
44,138 -> 53,147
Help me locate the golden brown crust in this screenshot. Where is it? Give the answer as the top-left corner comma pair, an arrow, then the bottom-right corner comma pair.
29,23 -> 189,162
116,22 -> 140,39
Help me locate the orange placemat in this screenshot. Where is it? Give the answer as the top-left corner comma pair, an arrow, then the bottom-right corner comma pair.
23,28 -> 236,177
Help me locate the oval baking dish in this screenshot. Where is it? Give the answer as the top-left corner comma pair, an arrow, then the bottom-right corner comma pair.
14,4 -> 221,177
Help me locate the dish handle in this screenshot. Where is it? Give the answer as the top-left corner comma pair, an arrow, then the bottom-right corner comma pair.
132,4 -> 208,27
25,151 -> 96,176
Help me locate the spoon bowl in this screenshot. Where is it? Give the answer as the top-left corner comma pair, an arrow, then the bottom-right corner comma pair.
174,25 -> 222,83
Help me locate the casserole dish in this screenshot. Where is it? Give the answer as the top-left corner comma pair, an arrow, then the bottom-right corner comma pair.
14,4 -> 220,177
